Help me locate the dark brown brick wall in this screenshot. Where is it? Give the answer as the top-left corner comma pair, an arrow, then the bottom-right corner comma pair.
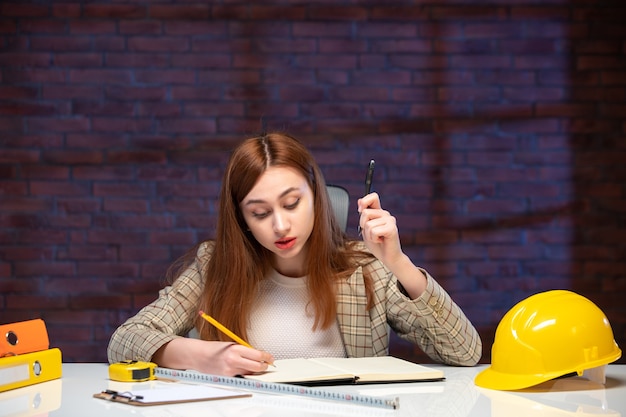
1,1 -> 625,364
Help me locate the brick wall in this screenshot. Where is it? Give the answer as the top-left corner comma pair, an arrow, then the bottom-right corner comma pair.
1,1 -> 625,364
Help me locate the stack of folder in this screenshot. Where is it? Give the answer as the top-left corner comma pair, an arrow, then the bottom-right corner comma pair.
0,318 -> 62,392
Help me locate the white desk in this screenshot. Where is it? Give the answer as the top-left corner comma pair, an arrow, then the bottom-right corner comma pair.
2,363 -> 625,417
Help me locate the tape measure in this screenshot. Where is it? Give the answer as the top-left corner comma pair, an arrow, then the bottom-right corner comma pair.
109,360 -> 156,382
154,367 -> 399,410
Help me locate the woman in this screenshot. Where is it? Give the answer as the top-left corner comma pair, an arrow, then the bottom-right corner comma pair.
107,132 -> 482,376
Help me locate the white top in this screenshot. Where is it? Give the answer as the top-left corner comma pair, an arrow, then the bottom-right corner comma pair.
247,269 -> 347,360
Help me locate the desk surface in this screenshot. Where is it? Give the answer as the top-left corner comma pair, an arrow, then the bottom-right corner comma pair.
2,363 -> 625,417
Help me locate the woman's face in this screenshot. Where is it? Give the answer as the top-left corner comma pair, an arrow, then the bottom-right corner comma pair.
239,166 -> 315,277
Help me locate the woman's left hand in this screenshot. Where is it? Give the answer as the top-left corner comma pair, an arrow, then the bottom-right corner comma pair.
357,192 -> 427,299
357,192 -> 404,266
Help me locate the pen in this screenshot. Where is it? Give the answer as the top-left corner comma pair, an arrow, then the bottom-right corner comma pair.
198,311 -> 275,367
364,159 -> 375,196
358,159 -> 375,235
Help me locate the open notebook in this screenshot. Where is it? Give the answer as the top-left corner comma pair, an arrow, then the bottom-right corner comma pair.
244,356 -> 445,385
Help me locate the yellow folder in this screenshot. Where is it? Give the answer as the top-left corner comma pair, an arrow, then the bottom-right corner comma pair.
0,348 -> 62,392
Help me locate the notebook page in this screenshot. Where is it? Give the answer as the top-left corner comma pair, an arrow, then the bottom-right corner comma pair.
245,358 -> 353,383
310,357 -> 444,382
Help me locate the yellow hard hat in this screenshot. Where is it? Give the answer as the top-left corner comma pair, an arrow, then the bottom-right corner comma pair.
475,290 -> 621,390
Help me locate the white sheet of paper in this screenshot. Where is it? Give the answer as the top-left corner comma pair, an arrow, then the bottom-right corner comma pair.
130,384 -> 244,403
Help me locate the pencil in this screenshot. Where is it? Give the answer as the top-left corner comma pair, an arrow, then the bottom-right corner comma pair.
198,311 -> 252,348
198,311 -> 275,367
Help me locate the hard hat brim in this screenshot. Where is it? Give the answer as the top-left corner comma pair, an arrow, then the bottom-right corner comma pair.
474,366 -> 564,391
475,345 -> 622,391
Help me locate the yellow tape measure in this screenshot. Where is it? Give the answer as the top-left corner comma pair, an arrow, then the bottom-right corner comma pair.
108,360 -> 157,382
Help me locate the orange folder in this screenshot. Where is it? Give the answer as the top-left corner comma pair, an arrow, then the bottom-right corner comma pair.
0,318 -> 50,357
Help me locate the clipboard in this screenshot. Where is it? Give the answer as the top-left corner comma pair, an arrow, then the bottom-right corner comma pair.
93,383 -> 251,406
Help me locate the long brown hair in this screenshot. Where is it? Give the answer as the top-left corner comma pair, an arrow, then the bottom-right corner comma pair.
196,132 -> 370,341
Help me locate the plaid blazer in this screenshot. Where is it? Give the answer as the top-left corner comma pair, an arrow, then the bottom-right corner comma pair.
108,241 -> 482,367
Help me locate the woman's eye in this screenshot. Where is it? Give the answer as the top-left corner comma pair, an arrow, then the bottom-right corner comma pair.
285,198 -> 300,210
252,211 -> 270,219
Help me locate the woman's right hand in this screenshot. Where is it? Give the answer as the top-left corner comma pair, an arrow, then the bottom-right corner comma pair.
152,337 -> 275,376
